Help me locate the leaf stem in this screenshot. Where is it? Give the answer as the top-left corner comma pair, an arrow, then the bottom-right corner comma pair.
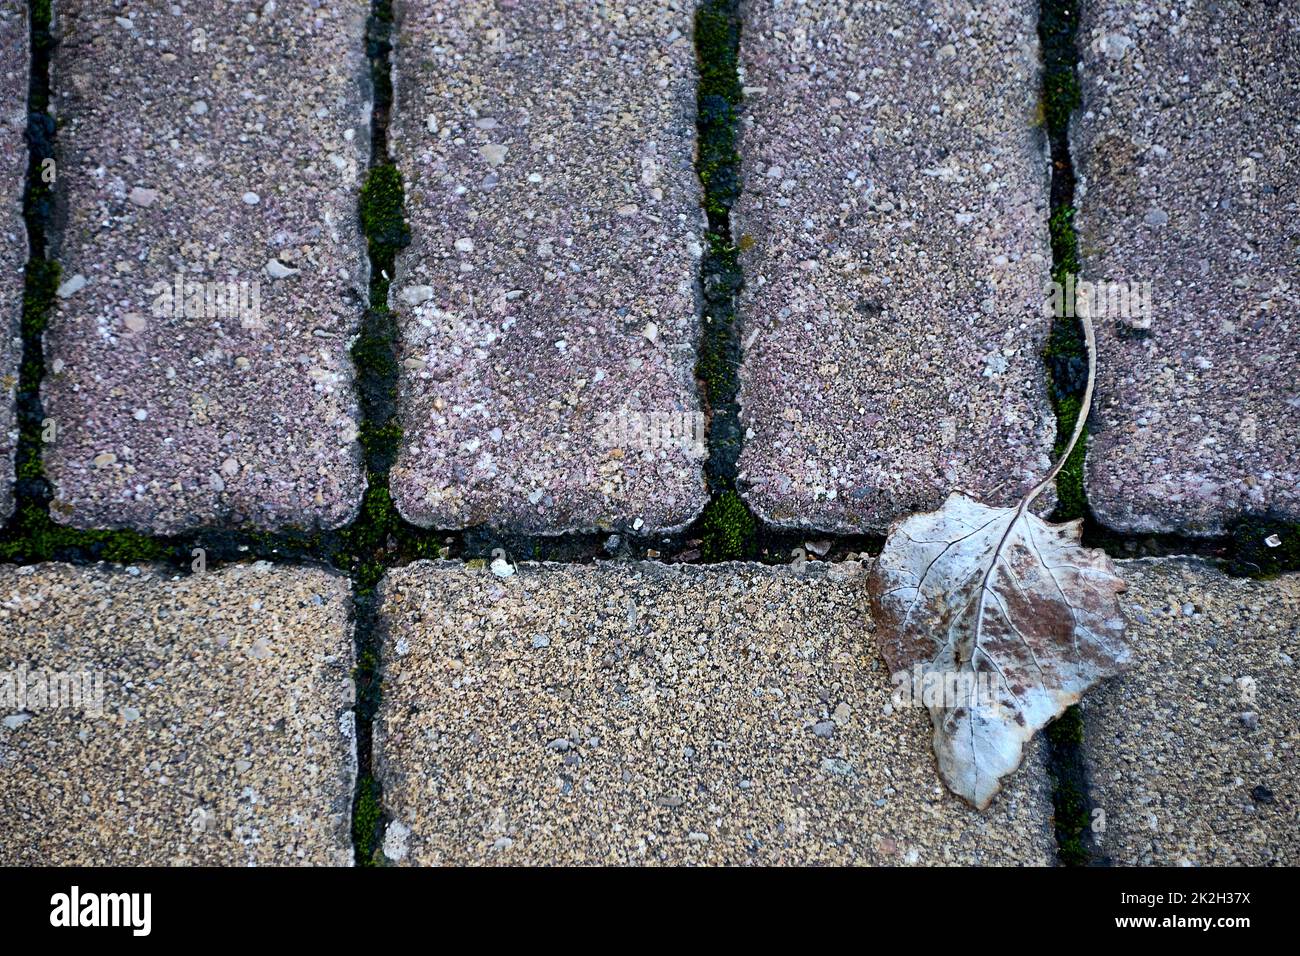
1026,311 -> 1095,508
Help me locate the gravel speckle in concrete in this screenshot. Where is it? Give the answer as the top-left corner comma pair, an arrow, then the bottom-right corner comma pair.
0,2 -> 26,521
0,562 -> 356,866
43,1 -> 371,534
733,0 -> 1056,533
388,1 -> 708,534
1087,559 -> 1300,865
375,560 -> 1054,865
1077,2 -> 1300,534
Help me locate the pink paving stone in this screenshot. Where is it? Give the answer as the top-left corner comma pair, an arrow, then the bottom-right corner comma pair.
733,0 -> 1057,534
1076,1 -> 1300,535
387,0 -> 708,534
42,1 -> 371,534
0,1 -> 26,521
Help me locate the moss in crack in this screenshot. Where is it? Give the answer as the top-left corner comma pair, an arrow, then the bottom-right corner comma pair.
694,234 -> 740,389
351,305 -> 401,473
1047,205 -> 1080,285
1043,208 -> 1089,523
695,0 -> 741,220
352,774 -> 384,865
365,0 -> 395,114
1039,13 -> 1089,521
694,232 -> 744,489
343,156 -> 417,594
1228,517 -> 1300,579
691,0 -> 759,552
1042,54 -> 1080,133
333,487 -> 446,596
14,256 -> 58,485
1045,705 -> 1093,866
360,164 -> 410,269
700,491 -> 756,561
1051,778 -> 1091,865
0,501 -> 172,564
1050,395 -> 1087,523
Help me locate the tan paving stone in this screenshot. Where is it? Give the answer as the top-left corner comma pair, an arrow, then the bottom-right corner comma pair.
1086,558 -> 1299,865
375,559 -> 1055,865
0,562 -> 356,865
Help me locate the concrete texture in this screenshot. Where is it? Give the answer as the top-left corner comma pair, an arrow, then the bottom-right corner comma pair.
388,0 -> 708,535
1087,559 -> 1299,865
375,560 -> 1055,865
733,0 -> 1056,533
1076,2 -> 1300,534
0,1 -> 26,521
43,1 -> 371,534
0,561 -> 356,866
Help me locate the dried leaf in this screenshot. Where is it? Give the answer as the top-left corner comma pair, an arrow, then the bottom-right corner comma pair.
869,492 -> 1129,807
867,313 -> 1131,808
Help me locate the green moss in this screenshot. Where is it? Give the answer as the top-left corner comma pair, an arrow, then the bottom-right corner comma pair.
1048,205 -> 1080,287
1046,703 -> 1085,748
692,6 -> 746,495
1046,705 -> 1091,866
352,307 -> 398,373
1051,395 -> 1087,522
1052,777 -> 1090,866
358,418 -> 402,460
359,164 -> 410,266
693,233 -> 741,397
365,0 -> 395,112
1041,205 -> 1089,520
700,491 -> 757,561
30,0 -> 55,62
352,774 -> 384,865
1043,68 -> 1080,133
1228,518 -> 1300,579
336,488 -> 397,593
0,501 -> 167,564
21,257 -> 57,337
694,1 -> 742,220
1038,0 -> 1080,138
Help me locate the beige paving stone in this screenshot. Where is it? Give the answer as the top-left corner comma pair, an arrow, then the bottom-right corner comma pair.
0,562 -> 356,866
375,560 -> 1055,866
1086,558 -> 1299,865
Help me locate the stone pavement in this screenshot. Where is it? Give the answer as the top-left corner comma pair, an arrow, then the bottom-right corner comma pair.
1085,559 -> 1299,866
374,560 -> 1054,865
388,0 -> 708,535
0,0 -> 25,521
6,553 -> 1298,866
732,0 -> 1056,533
0,1 -> 1296,868
0,562 -> 356,865
1076,1 -> 1300,535
0,2 -> 1287,543
42,1 -> 371,534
